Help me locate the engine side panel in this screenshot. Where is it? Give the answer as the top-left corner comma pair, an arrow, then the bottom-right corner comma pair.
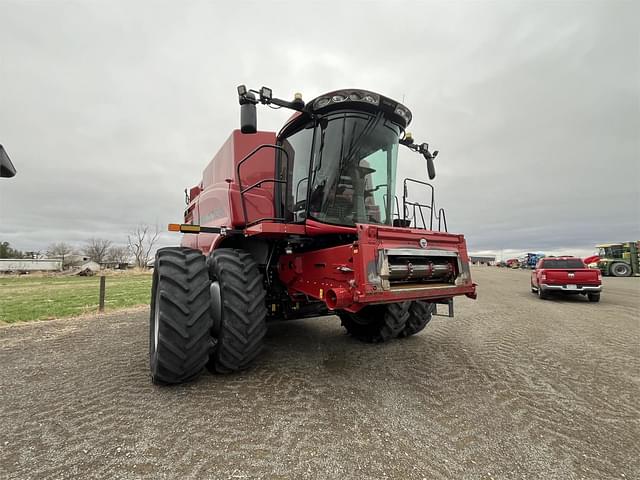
182,129 -> 277,253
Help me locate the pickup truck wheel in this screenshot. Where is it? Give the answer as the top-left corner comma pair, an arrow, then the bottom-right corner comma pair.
588,293 -> 601,302
537,286 -> 548,300
206,249 -> 267,374
338,302 -> 410,343
530,282 -> 537,294
149,247 -> 213,385
610,262 -> 631,277
399,301 -> 435,337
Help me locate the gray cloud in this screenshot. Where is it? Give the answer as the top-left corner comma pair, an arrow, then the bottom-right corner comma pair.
1,0 -> 638,256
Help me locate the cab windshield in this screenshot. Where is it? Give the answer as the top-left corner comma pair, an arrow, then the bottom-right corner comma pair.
307,112 -> 400,226
598,246 -> 623,258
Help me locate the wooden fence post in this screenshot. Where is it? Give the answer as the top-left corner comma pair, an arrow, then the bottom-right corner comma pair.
99,276 -> 106,312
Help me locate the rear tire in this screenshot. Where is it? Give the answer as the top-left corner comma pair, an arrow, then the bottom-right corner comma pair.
399,301 -> 435,337
537,286 -> 548,300
149,247 -> 213,385
207,249 -> 267,374
610,262 -> 631,277
588,293 -> 601,302
338,302 -> 410,343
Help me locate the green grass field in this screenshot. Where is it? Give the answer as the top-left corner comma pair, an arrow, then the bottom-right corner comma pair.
0,272 -> 152,324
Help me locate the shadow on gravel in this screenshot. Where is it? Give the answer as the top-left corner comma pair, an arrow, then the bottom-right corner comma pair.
538,295 -> 596,303
205,316 -> 474,383
142,316 -> 474,392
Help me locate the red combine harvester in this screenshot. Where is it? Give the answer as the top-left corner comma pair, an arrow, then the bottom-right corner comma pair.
149,85 -> 477,384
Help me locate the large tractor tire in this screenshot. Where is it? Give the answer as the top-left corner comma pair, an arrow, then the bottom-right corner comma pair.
338,302 -> 410,343
149,247 -> 213,385
207,249 -> 267,374
399,300 -> 435,337
610,262 -> 632,277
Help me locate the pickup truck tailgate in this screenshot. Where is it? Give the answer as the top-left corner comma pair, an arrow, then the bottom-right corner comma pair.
542,269 -> 600,285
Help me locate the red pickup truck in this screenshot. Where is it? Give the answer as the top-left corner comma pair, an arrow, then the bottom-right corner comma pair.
531,257 -> 602,302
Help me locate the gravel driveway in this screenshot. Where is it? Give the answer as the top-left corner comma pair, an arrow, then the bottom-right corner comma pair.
1,267 -> 638,479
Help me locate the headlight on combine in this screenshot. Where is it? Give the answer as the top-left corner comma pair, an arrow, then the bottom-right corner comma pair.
394,106 -> 411,124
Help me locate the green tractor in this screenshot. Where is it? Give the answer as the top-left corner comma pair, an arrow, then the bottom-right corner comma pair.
595,241 -> 640,277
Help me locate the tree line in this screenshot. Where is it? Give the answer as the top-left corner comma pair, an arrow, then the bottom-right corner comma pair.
0,224 -> 160,269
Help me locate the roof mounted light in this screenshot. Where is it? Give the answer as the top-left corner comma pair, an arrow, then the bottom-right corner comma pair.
313,89 -> 381,111
315,97 -> 331,108
310,89 -> 411,127
394,105 -> 411,124
260,86 -> 273,103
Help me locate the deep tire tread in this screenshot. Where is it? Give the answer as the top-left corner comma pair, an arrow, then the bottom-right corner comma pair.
338,302 -> 410,343
207,249 -> 267,374
399,301 -> 435,337
149,247 -> 213,385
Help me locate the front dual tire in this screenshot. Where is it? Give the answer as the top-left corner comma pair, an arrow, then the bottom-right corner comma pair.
206,249 -> 268,374
149,248 -> 213,385
149,247 -> 267,385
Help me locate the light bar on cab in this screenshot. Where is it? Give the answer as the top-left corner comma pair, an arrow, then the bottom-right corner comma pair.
311,89 -> 412,127
313,89 -> 380,110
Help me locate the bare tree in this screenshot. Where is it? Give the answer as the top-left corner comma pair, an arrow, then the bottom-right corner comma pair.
48,242 -> 74,257
84,238 -> 112,264
107,245 -> 131,265
47,242 -> 75,268
128,224 -> 160,268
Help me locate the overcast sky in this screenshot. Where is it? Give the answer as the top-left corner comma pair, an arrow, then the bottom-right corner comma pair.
1,0 -> 638,259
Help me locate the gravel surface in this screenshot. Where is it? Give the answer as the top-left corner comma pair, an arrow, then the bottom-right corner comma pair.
1,267 -> 638,479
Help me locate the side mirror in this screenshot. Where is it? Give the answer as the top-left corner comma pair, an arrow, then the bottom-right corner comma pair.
420,143 -> 436,180
425,155 -> 435,180
239,91 -> 257,134
0,145 -> 16,178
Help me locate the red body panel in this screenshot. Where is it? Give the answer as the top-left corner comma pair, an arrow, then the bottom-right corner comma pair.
182,129 -> 278,253
583,255 -> 600,265
278,223 -> 476,312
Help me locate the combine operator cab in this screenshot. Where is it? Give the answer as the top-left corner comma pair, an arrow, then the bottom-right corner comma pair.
149,85 -> 476,385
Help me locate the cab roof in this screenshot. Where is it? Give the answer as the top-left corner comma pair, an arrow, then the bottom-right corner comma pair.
278,88 -> 411,137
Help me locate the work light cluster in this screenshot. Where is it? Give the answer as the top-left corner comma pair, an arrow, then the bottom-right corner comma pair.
393,105 -> 411,125
313,90 -> 380,110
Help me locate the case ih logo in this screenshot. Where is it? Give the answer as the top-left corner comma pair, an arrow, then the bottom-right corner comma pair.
419,238 -> 428,249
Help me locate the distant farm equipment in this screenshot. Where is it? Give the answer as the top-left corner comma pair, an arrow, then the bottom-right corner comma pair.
506,258 -> 520,269
593,241 -> 640,277
520,253 -> 545,269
